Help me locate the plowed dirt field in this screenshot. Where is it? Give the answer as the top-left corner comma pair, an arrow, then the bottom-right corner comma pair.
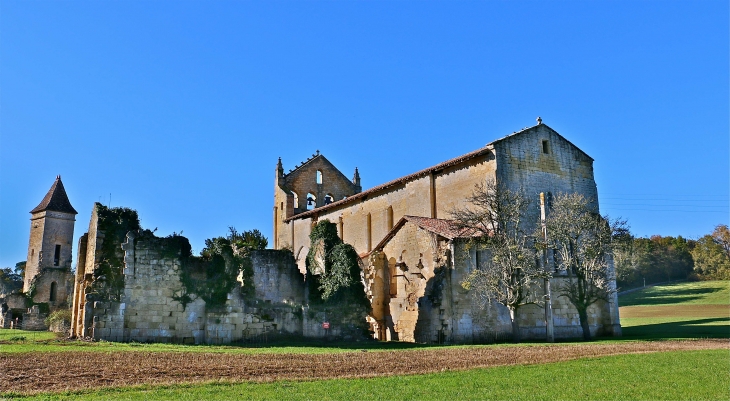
2,339 -> 727,395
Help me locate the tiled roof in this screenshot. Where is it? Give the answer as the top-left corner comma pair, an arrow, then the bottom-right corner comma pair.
30,176 -> 77,214
401,216 -> 483,239
366,216 -> 484,257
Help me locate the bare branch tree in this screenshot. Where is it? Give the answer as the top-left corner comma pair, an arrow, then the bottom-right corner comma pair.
542,193 -> 626,341
451,180 -> 547,343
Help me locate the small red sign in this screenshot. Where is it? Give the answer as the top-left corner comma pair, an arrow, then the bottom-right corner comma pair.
322,322 -> 330,329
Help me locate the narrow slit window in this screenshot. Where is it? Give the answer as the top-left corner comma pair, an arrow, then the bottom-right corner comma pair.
542,140 -> 550,154
316,170 -> 323,184
49,282 -> 57,302
54,245 -> 61,266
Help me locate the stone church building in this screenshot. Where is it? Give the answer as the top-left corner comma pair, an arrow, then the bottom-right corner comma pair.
274,121 -> 621,342
61,119 -> 620,344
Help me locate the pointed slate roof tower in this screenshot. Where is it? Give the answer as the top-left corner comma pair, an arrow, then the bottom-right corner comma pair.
30,175 -> 78,215
24,176 -> 77,292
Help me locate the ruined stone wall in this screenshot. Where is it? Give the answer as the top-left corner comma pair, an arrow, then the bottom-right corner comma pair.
24,210 -> 76,292
250,250 -> 305,306
367,223 -> 511,344
369,229 -> 614,343
30,268 -> 74,310
71,206 -> 103,338
380,222 -> 435,342
22,305 -> 48,331
79,229 -> 365,343
0,307 -> 11,329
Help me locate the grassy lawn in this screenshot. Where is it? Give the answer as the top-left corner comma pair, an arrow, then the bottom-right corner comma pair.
9,349 -> 729,401
0,329 -> 58,342
619,280 -> 729,306
618,280 -> 730,340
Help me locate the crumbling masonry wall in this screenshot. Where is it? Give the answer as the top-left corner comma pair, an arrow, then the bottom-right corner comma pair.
71,205 -> 368,344
81,234 -> 305,344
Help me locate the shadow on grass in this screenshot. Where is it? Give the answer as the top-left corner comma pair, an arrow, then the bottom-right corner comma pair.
622,317 -> 730,340
619,285 -> 726,307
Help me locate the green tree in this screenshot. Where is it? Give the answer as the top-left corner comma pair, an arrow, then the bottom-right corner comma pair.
305,220 -> 363,301
711,224 -> 730,258
543,193 -> 626,341
14,261 -> 26,280
614,235 -> 695,289
0,267 -> 23,296
691,225 -> 730,280
227,227 -> 268,250
451,180 -> 547,343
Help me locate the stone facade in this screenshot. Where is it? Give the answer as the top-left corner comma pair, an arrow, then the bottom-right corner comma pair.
276,122 -> 621,341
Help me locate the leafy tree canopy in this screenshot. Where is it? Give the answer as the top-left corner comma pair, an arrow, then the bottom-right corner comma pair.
305,220 -> 363,302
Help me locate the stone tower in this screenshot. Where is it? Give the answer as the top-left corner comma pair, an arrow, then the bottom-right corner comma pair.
24,176 -> 77,293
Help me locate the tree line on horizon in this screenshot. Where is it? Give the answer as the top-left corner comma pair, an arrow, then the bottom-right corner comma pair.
613,224 -> 730,289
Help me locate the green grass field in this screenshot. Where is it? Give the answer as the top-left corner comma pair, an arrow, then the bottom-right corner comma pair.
0,329 -> 57,342
619,280 -> 730,339
619,280 -> 729,306
2,280 -> 729,400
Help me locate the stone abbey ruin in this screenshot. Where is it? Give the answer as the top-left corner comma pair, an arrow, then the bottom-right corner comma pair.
2,121 -> 621,344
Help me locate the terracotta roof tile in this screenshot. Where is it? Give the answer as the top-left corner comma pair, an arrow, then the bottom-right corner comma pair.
402,216 -> 483,239
365,216 -> 485,258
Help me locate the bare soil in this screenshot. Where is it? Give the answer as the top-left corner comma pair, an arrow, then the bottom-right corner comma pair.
619,305 -> 730,318
1,339 -> 727,395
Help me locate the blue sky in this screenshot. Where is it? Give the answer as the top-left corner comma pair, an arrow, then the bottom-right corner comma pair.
1,0 -> 727,268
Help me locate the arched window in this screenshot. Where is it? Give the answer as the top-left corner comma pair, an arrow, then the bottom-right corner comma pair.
324,194 -> 334,205
292,191 -> 299,209
316,170 -> 323,184
306,193 -> 317,210
49,282 -> 57,303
